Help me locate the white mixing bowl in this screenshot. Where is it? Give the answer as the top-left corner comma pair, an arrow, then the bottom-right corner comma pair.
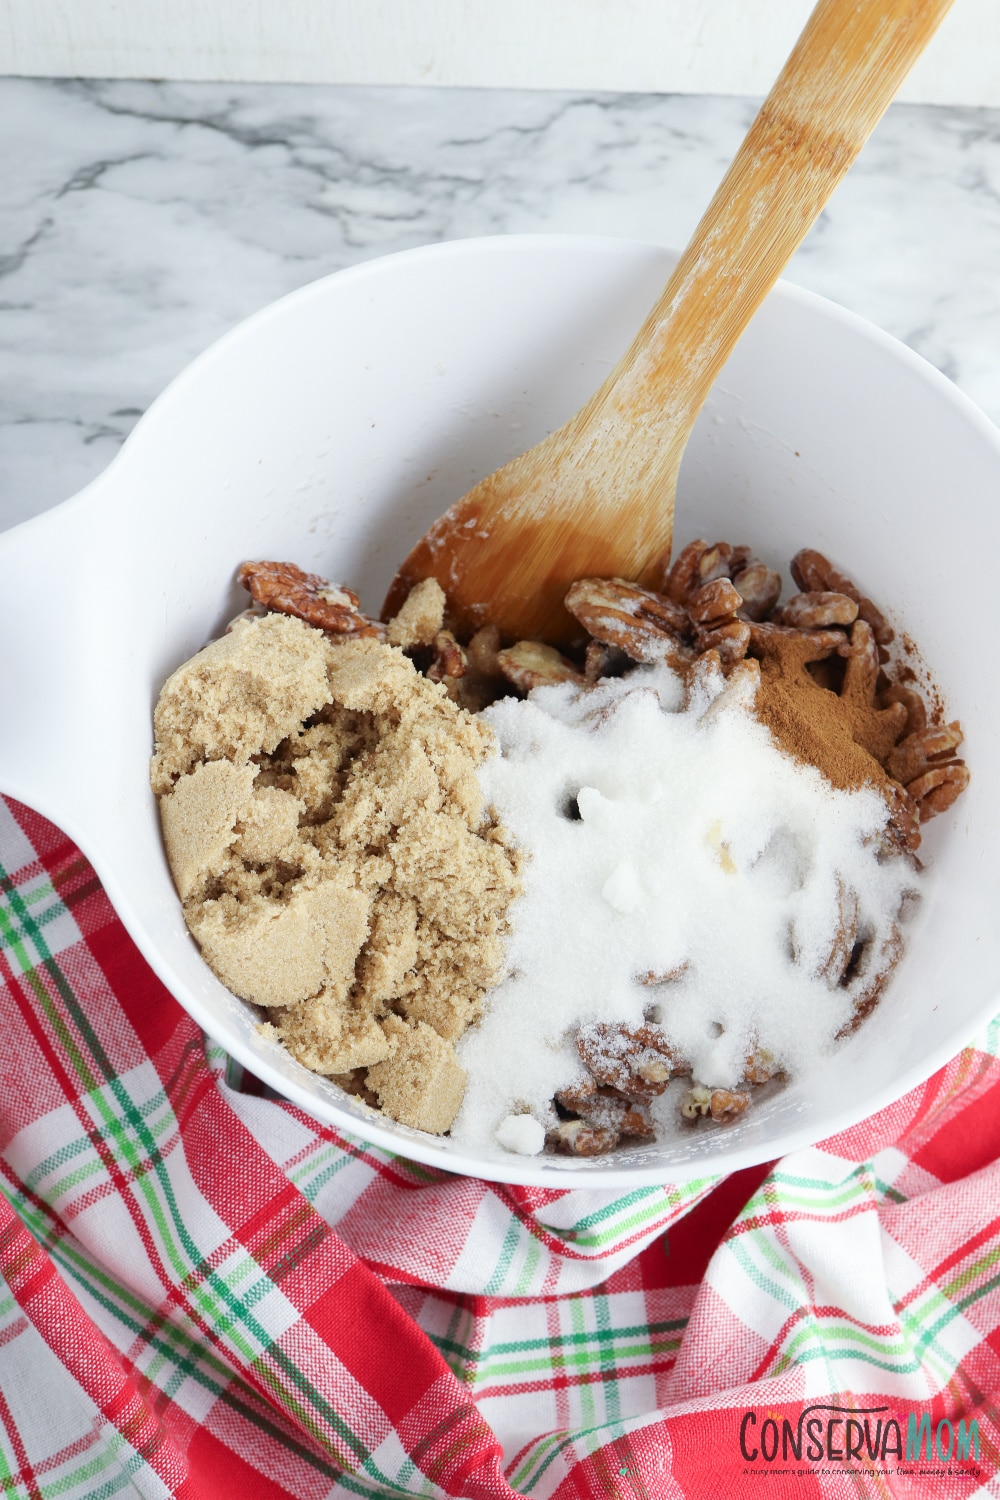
1,236 -> 996,1187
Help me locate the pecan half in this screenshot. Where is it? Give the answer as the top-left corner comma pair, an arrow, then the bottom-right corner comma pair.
882,780 -> 922,853
576,1021 -> 679,1098
707,1088 -> 751,1124
684,573 -> 751,670
836,924 -> 905,1035
426,630 -> 468,683
696,543 -> 742,586
839,618 -> 882,706
663,540 -> 755,602
584,640 -> 630,682
565,578 -> 690,664
554,1076 -> 601,1117
663,538 -> 711,603
467,624 -> 502,678
815,878 -> 860,987
687,577 -> 744,625
449,624 -> 509,710
496,641 -> 585,691
238,560 -> 382,637
777,591 -> 859,629
693,619 -> 751,666
548,1120 -> 621,1156
879,683 -> 927,737
732,560 -> 782,622
680,1084 -> 751,1123
907,762 -> 971,820
743,1048 -> 782,1086
618,1100 -> 656,1140
790,549 -> 893,648
886,722 -> 963,786
555,1079 -> 655,1140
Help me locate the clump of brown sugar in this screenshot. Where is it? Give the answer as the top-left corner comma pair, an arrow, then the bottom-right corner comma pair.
151,606 -> 520,1135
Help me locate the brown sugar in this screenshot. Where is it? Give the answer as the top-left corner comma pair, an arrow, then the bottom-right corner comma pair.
365,1014 -> 467,1134
385,576 -> 446,648
150,612 -> 332,792
151,614 -> 520,1132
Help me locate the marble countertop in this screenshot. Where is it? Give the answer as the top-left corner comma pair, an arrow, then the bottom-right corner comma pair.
2,75 -> 1000,532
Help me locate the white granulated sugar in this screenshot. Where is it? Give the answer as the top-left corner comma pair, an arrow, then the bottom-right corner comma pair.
602,862 -> 643,914
495,1114 -> 546,1155
451,661 -> 921,1153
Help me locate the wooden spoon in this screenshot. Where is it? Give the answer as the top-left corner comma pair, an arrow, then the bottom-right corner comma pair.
384,0 -> 954,644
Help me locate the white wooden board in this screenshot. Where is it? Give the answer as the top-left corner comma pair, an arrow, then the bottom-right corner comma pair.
1,0 -> 998,107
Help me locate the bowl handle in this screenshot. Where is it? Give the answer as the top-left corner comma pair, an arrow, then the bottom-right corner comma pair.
0,485 -> 109,840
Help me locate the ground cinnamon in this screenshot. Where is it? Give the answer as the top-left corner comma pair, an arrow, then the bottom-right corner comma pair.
750,621 -> 906,796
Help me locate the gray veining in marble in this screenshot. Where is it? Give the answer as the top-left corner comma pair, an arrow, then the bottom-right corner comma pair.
2,76 -> 1000,530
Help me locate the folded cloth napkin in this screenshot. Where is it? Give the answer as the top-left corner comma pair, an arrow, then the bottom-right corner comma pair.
0,793 -> 996,1499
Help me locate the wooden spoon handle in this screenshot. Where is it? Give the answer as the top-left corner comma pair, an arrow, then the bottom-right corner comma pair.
567,0 -> 956,546
386,0 -> 954,642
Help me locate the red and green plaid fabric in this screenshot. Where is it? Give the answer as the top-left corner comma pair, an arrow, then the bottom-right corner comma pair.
0,791 -> 997,1498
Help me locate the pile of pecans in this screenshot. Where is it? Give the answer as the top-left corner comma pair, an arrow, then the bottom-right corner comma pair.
547,1023 -> 781,1157
494,540 -> 968,837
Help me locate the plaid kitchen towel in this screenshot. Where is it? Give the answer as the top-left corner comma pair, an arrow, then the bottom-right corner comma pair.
0,792 -> 997,1499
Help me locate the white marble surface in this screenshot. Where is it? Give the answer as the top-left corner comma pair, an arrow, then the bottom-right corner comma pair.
2,75 -> 1000,531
